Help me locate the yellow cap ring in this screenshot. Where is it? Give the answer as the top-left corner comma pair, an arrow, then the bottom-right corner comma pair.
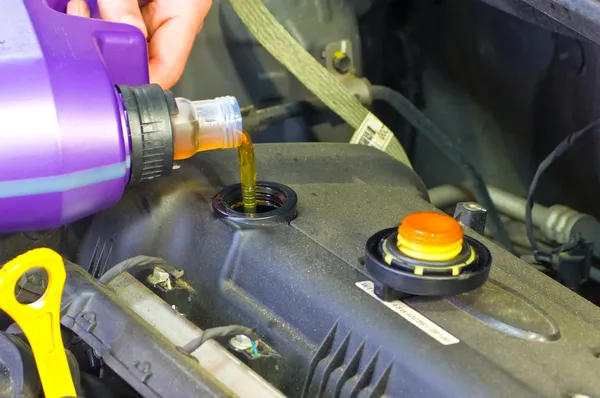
397,212 -> 464,262
382,239 -> 477,276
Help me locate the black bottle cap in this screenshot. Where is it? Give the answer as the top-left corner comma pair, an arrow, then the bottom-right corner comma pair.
117,84 -> 178,184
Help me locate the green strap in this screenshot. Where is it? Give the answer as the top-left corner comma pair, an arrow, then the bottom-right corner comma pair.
229,0 -> 412,167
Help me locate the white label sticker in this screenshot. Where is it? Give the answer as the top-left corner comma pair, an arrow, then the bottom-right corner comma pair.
356,281 -> 460,346
350,113 -> 394,152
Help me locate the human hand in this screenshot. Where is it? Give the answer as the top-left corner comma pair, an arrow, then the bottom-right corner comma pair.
67,0 -> 212,89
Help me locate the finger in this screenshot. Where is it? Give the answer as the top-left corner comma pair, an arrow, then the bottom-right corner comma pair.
147,19 -> 198,89
143,0 -> 212,88
97,0 -> 148,37
66,0 -> 91,17
142,0 -> 211,38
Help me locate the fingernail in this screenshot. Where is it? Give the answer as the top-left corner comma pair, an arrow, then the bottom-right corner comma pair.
66,1 -> 81,16
66,0 -> 90,17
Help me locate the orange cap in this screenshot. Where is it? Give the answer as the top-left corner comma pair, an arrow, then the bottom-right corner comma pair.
397,212 -> 464,261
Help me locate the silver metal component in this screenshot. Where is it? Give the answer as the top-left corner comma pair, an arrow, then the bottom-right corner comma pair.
543,205 -> 593,245
453,202 -> 487,235
333,52 -> 351,74
148,267 -> 172,290
429,184 -> 549,227
461,202 -> 486,211
342,76 -> 373,106
486,186 -> 550,228
229,335 -> 253,352
153,267 -> 170,283
429,183 -> 598,245
322,40 -> 373,106
108,273 -> 285,398
323,39 -> 356,75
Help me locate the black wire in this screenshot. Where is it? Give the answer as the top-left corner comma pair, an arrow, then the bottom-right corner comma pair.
370,85 -> 514,252
241,99 -> 322,134
525,118 -> 600,262
180,325 -> 258,354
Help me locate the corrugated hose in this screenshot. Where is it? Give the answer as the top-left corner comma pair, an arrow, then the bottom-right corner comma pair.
228,0 -> 412,167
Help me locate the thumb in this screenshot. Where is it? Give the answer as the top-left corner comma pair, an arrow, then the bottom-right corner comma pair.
97,0 -> 148,37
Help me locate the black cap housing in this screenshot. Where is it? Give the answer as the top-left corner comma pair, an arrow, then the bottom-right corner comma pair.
365,228 -> 492,301
118,84 -> 179,184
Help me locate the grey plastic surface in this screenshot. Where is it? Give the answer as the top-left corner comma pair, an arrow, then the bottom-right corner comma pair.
107,272 -> 285,398
78,143 -> 600,397
60,263 -> 232,398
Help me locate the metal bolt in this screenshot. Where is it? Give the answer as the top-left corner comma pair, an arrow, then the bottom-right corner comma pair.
229,334 -> 253,351
332,52 -> 352,74
149,267 -> 172,290
153,267 -> 170,283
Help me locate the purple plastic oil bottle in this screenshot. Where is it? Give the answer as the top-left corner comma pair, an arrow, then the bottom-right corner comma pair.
0,0 -> 242,233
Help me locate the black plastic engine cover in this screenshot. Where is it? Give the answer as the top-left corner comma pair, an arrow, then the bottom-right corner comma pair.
77,143 -> 600,398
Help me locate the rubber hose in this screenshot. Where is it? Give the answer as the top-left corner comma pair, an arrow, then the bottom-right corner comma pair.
371,85 -> 514,253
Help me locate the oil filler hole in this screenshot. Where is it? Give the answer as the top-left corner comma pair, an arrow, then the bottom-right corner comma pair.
213,181 -> 297,225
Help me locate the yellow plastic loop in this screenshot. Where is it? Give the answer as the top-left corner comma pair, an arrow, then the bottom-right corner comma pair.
0,248 -> 76,398
397,236 -> 464,262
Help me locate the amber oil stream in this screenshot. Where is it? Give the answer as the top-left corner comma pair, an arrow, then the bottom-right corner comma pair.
237,130 -> 257,213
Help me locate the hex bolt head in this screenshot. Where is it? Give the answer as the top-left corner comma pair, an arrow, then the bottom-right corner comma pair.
333,52 -> 352,74
229,334 -> 253,351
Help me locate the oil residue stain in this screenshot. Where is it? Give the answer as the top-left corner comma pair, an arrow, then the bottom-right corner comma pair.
237,130 -> 257,213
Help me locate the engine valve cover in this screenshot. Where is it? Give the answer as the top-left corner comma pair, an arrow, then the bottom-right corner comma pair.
78,143 -> 600,398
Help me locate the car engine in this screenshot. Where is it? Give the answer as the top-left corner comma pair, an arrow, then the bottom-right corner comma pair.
2,0 -> 600,397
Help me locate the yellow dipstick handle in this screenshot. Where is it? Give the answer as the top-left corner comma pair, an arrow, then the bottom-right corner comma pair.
0,248 -> 76,398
